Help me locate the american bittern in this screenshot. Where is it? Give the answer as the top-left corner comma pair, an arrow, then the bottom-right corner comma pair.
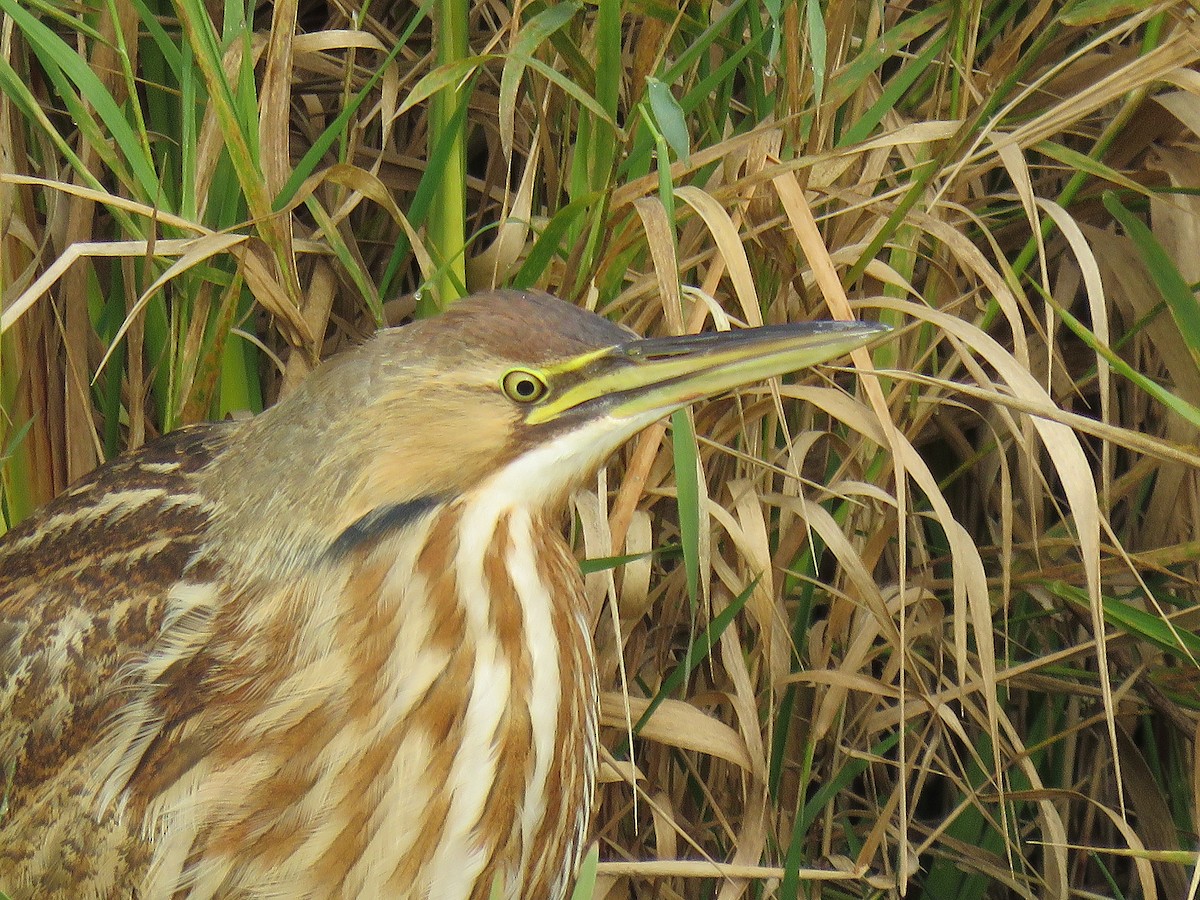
0,289 -> 884,898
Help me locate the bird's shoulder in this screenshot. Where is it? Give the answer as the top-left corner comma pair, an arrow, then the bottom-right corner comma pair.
1,419 -> 236,611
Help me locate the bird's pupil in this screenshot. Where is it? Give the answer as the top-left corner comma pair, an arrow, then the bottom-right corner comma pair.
517,379 -> 535,397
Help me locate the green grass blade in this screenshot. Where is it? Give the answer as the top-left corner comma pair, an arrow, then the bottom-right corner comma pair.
634,576 -> 756,734
671,408 -> 700,608
1104,191 -> 1200,365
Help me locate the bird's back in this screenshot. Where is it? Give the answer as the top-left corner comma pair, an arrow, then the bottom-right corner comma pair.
0,424 -> 234,896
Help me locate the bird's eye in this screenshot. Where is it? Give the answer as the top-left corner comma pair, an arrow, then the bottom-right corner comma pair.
501,369 -> 549,403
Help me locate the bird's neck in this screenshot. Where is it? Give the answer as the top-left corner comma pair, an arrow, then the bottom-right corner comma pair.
409,494 -> 597,896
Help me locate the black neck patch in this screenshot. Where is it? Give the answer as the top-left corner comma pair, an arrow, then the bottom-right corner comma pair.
326,495 -> 445,559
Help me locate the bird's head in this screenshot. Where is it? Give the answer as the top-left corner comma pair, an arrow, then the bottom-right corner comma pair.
209,290 -> 887,565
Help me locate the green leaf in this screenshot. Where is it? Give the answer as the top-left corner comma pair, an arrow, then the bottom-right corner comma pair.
1035,141 -> 1149,196
780,730 -> 903,898
645,77 -> 690,164
0,419 -> 32,466
499,2 -> 580,159
671,409 -> 700,607
579,547 -> 663,575
1059,0 -> 1149,26
524,56 -> 618,129
1104,191 -> 1200,367
512,195 -> 598,288
1049,581 -> 1200,664
838,27 -> 943,147
569,844 -> 599,899
634,576 -> 757,734
396,55 -> 492,120
805,0 -> 827,106
1051,300 -> 1200,429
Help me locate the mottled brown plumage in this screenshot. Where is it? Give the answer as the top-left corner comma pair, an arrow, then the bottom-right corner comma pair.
0,290 -> 885,898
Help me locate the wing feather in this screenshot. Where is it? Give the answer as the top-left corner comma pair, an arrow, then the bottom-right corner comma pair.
0,424 -> 236,895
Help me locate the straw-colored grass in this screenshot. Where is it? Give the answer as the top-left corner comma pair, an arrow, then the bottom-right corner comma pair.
4,1 -> 1200,897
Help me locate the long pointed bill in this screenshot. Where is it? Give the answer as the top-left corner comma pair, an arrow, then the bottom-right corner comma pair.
528,320 -> 889,426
